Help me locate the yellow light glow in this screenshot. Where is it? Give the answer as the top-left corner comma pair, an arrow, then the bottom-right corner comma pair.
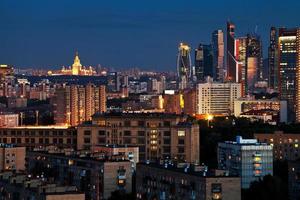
206,114 -> 214,121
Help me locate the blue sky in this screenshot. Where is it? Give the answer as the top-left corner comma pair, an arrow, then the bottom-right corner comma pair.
0,0 -> 300,71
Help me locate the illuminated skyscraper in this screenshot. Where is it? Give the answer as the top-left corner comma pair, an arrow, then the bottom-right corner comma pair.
268,27 -> 278,89
194,44 -> 213,81
226,21 -> 236,81
177,43 -> 192,89
212,30 -> 225,81
278,28 -> 298,122
234,37 -> 247,95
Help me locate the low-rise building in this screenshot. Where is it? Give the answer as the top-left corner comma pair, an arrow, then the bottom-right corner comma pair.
77,112 -> 200,163
218,136 -> 273,188
234,98 -> 287,123
0,144 -> 25,172
255,131 -> 300,161
288,159 -> 300,200
136,163 -> 241,200
0,113 -> 19,128
27,150 -> 133,200
0,126 -> 77,150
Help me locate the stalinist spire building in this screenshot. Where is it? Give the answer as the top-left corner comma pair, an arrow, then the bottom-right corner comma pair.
60,51 -> 96,76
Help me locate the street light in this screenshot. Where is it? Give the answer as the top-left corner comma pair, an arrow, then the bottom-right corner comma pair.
206,114 -> 214,127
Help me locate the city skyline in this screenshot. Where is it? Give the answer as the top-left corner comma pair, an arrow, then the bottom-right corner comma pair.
1,0 -> 300,70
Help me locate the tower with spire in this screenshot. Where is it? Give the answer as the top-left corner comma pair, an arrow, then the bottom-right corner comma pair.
72,51 -> 82,75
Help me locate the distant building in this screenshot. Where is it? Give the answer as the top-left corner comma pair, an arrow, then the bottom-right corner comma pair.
268,27 -> 278,89
52,84 -> 106,126
0,113 -> 19,127
163,92 -> 183,114
0,126 -> 77,149
278,28 -> 298,122
7,97 -> 27,108
0,64 -> 14,83
212,30 -> 225,81
0,144 -> 25,172
194,44 -> 213,81
183,88 -> 197,116
233,98 -> 287,123
288,159 -> 300,200
226,21 -> 236,82
77,113 -> 200,163
57,51 -> 96,76
0,171 -> 85,200
218,136 -> 273,188
255,131 -> 300,161
177,43 -> 192,89
27,150 -> 133,200
136,163 -> 241,200
196,77 -> 242,116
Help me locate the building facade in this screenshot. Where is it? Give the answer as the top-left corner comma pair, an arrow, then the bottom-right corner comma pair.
0,113 -> 19,128
0,144 -> 25,172
196,77 -> 242,115
177,43 -> 192,90
136,163 -> 241,200
194,44 -> 213,81
288,159 -> 300,200
212,30 -> 225,82
27,151 -> 132,200
226,22 -> 236,82
52,84 -> 106,126
218,136 -> 273,189
269,27 -> 278,89
255,131 -> 300,161
77,113 -> 200,163
0,126 -> 77,149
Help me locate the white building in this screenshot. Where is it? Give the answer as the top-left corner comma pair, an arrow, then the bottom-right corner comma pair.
196,77 -> 242,115
218,136 -> 273,189
234,98 -> 287,123
0,113 -> 19,127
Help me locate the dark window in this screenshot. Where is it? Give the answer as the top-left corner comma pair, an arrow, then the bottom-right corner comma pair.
138,121 -> 145,127
25,138 -> 29,143
98,130 -> 106,136
59,138 -> 63,144
17,138 -> 21,144
45,138 -> 49,144
178,147 -> 185,153
11,131 -> 16,136
178,139 -> 185,145
98,138 -> 106,144
30,138 -> 35,143
17,131 -> 22,136
11,138 -> 16,143
67,138 -> 71,144
164,139 -> 170,145
124,138 -> 131,144
124,121 -> 131,127
30,131 -> 35,136
138,138 -> 145,144
25,131 -> 29,136
59,131 -> 63,136
84,138 -> 90,143
124,131 -> 131,136
53,138 -> 57,144
39,138 -> 43,143
45,131 -> 49,136
164,131 -> 171,137
138,131 -> 145,137
163,146 -> 171,153
52,131 -> 57,136
164,121 -> 171,127
39,131 -> 43,136
84,130 -> 91,136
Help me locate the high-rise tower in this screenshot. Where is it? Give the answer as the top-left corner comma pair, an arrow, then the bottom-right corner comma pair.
212,30 -> 225,81
226,22 -> 236,81
194,44 -> 213,81
177,43 -> 192,89
268,27 -> 278,89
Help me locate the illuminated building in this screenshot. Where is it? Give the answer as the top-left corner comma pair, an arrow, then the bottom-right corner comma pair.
27,150 -> 132,200
255,131 -> 300,161
0,64 -> 14,83
194,44 -> 213,81
269,27 -> 278,89
288,159 -> 300,200
218,136 -> 273,189
0,144 -> 25,172
234,37 -> 247,95
226,21 -> 236,82
77,113 -> 200,163
136,163 -> 241,200
59,51 -> 96,76
247,57 -> 258,91
177,43 -> 192,89
0,113 -> 19,127
212,29 -> 225,81
234,98 -> 287,123
163,91 -> 182,114
196,77 -> 242,116
278,28 -> 298,122
183,87 -> 197,116
0,126 -> 77,149
52,84 -> 106,126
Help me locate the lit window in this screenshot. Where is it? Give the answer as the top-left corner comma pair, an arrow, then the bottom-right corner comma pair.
178,131 -> 185,137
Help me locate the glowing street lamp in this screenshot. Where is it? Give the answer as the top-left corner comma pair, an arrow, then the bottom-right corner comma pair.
206,114 -> 214,127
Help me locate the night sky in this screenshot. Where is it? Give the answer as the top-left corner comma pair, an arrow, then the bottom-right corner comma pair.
1,0 -> 300,71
